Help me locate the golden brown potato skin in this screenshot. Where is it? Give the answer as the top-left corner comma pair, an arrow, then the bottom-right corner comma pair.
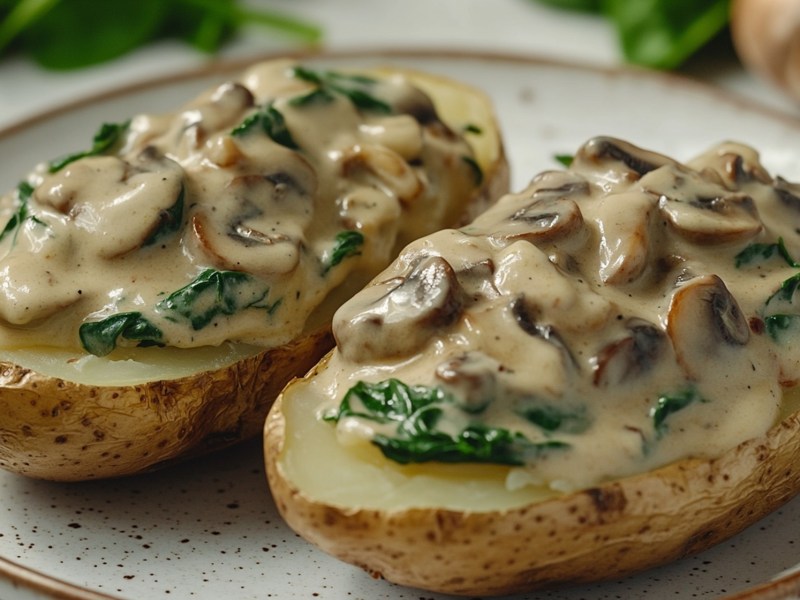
265,373 -> 800,596
0,328 -> 333,481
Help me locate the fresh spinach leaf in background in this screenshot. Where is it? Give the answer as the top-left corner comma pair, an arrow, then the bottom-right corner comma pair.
532,0 -> 731,69
0,0 -> 321,70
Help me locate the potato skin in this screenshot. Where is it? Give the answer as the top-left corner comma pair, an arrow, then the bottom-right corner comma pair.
265,367 -> 800,596
0,328 -> 333,481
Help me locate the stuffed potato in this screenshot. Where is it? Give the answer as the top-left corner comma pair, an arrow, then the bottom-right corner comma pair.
0,59 -> 508,481
265,137 -> 800,595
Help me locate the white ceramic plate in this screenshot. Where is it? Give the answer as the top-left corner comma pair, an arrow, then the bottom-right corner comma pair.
2,50 -> 800,600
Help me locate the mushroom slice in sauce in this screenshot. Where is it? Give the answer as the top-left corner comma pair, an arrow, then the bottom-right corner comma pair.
510,295 -> 578,370
33,150 -> 185,259
591,191 -> 654,285
333,255 -> 463,363
455,258 -> 500,303
187,159 -> 316,276
169,82 -> 255,154
571,136 -> 678,187
687,143 -> 772,188
341,143 -> 424,206
469,171 -> 588,248
643,166 -> 762,244
666,274 -> 750,380
592,318 -> 666,387
435,351 -> 503,413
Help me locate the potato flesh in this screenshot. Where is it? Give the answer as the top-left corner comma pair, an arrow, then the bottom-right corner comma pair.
281,374 -> 556,511
0,344 -> 261,386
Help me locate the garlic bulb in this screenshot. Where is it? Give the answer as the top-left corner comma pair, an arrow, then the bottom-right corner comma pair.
730,0 -> 800,102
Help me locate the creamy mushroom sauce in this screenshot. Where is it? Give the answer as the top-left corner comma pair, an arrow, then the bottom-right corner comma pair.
0,60 -> 481,357
320,137 -> 800,492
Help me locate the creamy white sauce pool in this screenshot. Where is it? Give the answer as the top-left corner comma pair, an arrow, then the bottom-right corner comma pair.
310,137 -> 800,493
0,60 -> 482,357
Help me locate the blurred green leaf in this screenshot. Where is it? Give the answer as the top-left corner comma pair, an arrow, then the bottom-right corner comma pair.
604,0 -> 730,69
529,0 -> 731,69
531,0 -> 602,12
0,0 -> 321,70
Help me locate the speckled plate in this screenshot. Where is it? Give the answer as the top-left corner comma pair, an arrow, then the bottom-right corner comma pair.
2,50 -> 800,600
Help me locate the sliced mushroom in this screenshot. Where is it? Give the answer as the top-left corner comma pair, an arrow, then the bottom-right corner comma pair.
572,137 -> 677,182
435,351 -> 503,413
358,115 -> 424,162
502,196 -> 585,246
687,143 -> 772,187
187,158 -> 316,275
469,171 -> 589,248
592,318 -> 666,387
455,258 -> 500,303
333,256 -> 463,363
774,176 -> 800,211
177,82 -> 255,149
34,150 -> 185,259
510,295 -> 578,370
190,211 -> 300,275
643,165 -> 763,244
592,191 -> 654,285
341,143 -> 423,206
667,274 -> 750,379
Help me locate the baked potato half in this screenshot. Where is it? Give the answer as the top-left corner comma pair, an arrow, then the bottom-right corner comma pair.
265,137 -> 800,595
0,59 -> 508,481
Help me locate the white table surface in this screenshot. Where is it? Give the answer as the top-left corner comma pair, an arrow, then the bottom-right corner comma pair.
0,0 -> 798,131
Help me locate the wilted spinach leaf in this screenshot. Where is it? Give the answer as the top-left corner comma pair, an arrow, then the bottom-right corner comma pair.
650,388 -> 702,434
0,181 -> 46,246
325,379 -> 568,466
290,67 -> 392,113
142,186 -> 185,247
322,230 -> 364,274
231,103 -> 298,149
157,268 -> 277,330
735,238 -> 800,269
79,312 -> 163,357
48,120 -> 130,172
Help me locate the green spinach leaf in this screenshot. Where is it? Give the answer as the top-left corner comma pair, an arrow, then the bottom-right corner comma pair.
326,379 -> 569,466
142,186 -> 185,247
462,155 -> 484,186
0,0 -> 321,70
231,103 -> 298,149
79,312 -> 163,357
48,120 -> 130,172
322,230 -> 364,275
290,67 -> 392,114
0,181 -> 46,246
603,0 -> 729,69
157,268 -> 276,330
735,238 -> 800,268
763,273 -> 800,341
516,402 -> 590,434
650,388 -> 702,434
554,153 -> 574,167
529,0 -> 730,70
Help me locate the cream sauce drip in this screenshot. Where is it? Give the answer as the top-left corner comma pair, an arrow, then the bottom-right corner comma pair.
0,60 -> 481,355
321,136 -> 800,492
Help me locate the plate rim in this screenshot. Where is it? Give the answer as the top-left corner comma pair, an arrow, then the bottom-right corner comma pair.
2,47 -> 800,600
3,46 -> 800,140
